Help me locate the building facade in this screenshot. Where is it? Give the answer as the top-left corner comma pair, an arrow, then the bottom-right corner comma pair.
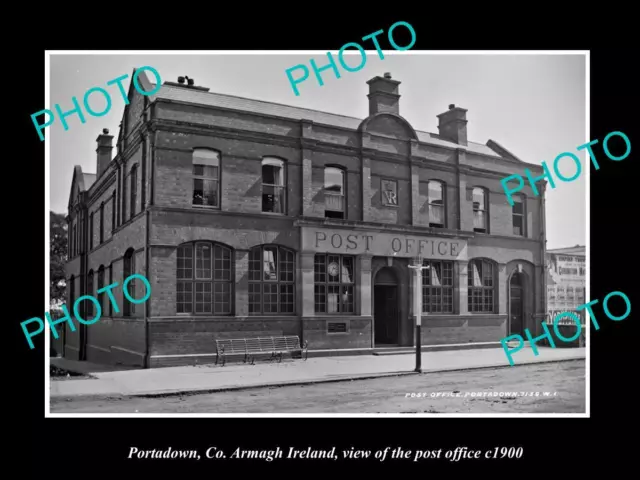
64,69 -> 548,368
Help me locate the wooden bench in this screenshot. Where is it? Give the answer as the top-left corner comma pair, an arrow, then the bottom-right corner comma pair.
215,335 -> 309,367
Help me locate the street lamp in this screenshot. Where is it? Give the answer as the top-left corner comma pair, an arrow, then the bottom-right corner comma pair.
408,255 -> 426,373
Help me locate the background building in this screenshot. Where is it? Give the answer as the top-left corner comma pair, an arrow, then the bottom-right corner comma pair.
545,245 -> 586,346
63,69 -> 548,368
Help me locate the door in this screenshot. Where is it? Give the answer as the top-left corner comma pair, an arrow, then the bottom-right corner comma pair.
374,285 -> 398,345
510,272 -> 524,336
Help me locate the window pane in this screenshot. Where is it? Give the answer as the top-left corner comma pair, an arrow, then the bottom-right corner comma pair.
428,182 -> 443,202
248,283 -> 261,314
193,179 -> 218,206
513,216 -> 523,235
262,185 -> 286,213
263,284 -> 279,313
474,211 -> 486,230
193,149 -> 219,167
513,197 -> 523,214
263,247 -> 277,281
341,257 -> 354,284
314,255 -> 326,283
195,282 -> 212,313
325,168 -> 343,193
177,245 -> 193,279
327,255 -> 340,283
472,188 -> 485,210
429,204 -> 444,225
262,163 -> 283,186
177,281 -> 193,313
214,246 -> 231,281
196,243 -> 212,279
280,284 -> 294,313
327,285 -> 340,313
279,249 -> 294,282
431,262 -> 442,286
213,282 -> 231,314
314,285 -> 326,313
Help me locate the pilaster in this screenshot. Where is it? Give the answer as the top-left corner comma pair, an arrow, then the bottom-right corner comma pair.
301,252 -> 315,316
457,260 -> 469,315
498,262 -> 508,314
358,255 -> 372,316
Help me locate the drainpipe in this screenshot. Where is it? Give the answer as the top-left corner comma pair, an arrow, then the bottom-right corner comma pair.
143,120 -> 157,369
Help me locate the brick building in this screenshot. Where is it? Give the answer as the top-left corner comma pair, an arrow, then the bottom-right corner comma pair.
63,68 -> 548,368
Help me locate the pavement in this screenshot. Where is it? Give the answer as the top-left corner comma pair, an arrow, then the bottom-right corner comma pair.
49,346 -> 585,399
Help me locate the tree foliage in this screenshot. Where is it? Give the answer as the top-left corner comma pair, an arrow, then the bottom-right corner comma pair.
50,211 -> 67,308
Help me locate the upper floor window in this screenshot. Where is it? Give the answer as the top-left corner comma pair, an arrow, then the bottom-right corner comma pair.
111,192 -> 116,234
468,259 -> 495,313
512,194 -> 525,236
248,245 -> 295,314
428,180 -> 445,228
99,202 -> 105,244
87,269 -> 95,319
261,158 -> 286,214
97,265 -> 105,314
314,254 -> 355,313
130,165 -> 137,218
422,260 -> 454,313
472,187 -> 488,233
70,223 -> 75,257
89,212 -> 94,250
177,241 -> 233,315
324,167 -> 345,219
192,149 -> 220,208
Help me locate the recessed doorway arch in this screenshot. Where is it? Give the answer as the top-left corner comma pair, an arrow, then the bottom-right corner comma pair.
374,266 -> 400,346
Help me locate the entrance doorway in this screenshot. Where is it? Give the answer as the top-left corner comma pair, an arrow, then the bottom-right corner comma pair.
510,271 -> 525,336
374,267 -> 399,345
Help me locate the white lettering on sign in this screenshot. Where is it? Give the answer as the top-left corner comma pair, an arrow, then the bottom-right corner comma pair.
302,227 -> 467,260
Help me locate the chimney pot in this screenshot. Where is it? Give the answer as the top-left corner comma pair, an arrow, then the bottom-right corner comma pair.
178,76 -> 185,84
187,78 -> 195,86
449,104 -> 455,110
384,72 -> 392,79
102,128 -> 109,134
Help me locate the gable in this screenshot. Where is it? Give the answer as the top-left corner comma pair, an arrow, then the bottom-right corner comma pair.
360,113 -> 417,140
121,68 -> 151,149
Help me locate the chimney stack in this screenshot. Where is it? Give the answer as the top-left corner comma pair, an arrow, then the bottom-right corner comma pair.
366,73 -> 401,116
436,104 -> 468,146
96,128 -> 113,177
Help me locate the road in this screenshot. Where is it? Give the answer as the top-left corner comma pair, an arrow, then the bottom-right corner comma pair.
50,359 -> 585,414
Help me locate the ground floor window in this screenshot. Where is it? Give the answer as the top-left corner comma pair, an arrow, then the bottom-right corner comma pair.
468,259 -> 495,313
422,260 -> 454,313
248,245 -> 295,314
314,254 -> 355,313
177,242 -> 233,315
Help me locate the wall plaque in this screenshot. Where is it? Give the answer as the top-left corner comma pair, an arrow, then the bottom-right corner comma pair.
381,179 -> 398,207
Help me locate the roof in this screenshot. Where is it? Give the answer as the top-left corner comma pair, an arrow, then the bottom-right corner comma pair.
82,173 -> 96,191
148,83 -> 503,159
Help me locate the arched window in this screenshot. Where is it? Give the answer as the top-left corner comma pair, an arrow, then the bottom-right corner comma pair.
87,269 -> 95,319
324,167 -> 345,219
192,149 -> 221,208
123,248 -> 135,316
89,212 -> 94,250
248,245 -> 295,314
261,157 -> 286,214
97,265 -> 105,314
111,191 -> 116,234
427,180 -> 445,228
468,259 -> 495,313
69,274 -> 75,306
177,241 -> 233,315
130,165 -> 138,218
472,187 -> 488,233
99,202 -> 105,244
108,263 -> 114,316
512,194 -> 525,236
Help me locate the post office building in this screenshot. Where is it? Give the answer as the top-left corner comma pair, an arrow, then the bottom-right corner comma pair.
63,69 -> 548,367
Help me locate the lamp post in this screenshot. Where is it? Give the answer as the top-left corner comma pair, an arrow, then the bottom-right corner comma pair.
408,255 -> 425,373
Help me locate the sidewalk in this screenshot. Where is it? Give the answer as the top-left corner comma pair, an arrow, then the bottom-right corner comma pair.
49,346 -> 585,399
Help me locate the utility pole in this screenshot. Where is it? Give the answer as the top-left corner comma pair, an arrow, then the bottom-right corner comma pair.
408,256 -> 425,373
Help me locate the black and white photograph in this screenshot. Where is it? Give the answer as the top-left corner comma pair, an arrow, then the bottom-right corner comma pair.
45,51 -> 588,415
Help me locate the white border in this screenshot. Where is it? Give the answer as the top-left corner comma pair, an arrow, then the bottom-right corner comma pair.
44,50 -> 590,418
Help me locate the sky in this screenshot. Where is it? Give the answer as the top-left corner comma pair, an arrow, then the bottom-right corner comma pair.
48,52 -> 586,250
